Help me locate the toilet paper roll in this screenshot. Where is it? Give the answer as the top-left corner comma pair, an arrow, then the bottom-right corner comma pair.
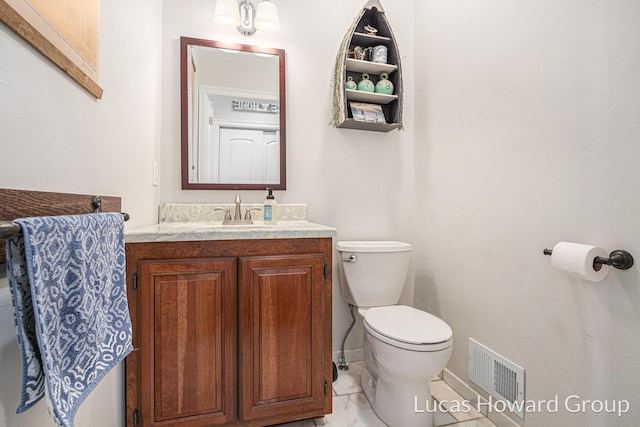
551,242 -> 611,282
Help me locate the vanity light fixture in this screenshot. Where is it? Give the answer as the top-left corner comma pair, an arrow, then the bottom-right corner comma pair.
214,0 -> 280,36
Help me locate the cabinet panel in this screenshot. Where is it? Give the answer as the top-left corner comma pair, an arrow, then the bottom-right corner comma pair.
139,258 -> 237,426
239,254 -> 326,421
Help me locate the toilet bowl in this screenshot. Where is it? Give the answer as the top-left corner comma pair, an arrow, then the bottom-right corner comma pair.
362,305 -> 452,427
336,241 -> 453,427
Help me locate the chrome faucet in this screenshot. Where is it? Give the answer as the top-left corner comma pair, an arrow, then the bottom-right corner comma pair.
216,195 -> 259,225
233,195 -> 243,221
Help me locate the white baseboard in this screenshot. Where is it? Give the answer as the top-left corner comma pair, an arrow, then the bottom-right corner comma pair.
332,348 -> 363,365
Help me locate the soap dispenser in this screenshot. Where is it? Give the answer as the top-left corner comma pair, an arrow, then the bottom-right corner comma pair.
263,188 -> 278,225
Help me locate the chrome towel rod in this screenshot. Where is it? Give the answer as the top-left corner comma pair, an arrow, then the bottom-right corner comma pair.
0,221 -> 22,240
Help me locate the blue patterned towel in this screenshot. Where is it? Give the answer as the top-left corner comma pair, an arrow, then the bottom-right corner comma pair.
6,213 -> 133,427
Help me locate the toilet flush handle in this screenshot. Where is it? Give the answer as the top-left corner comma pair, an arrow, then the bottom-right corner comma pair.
342,254 -> 358,263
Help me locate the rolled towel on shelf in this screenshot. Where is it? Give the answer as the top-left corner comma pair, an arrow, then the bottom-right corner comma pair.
6,213 -> 133,427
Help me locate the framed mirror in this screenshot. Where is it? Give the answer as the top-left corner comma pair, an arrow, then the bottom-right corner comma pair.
181,37 -> 286,190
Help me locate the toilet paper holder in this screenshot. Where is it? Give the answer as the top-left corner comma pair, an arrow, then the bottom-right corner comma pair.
543,248 -> 634,270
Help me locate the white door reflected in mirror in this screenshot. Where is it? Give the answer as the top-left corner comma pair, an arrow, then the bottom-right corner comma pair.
215,128 -> 280,184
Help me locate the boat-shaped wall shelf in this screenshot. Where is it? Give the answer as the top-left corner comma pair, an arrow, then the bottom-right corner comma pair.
331,0 -> 403,132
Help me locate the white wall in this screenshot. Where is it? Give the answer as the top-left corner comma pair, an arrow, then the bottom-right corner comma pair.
0,1 -> 163,425
414,1 -> 640,425
161,0 -> 415,353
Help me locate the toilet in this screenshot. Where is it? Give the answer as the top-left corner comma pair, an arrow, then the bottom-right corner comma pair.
336,241 -> 453,427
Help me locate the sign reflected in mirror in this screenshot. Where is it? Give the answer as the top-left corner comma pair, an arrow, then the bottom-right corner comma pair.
181,37 -> 286,189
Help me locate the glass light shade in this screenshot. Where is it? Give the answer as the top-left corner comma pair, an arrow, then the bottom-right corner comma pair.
254,0 -> 280,32
214,0 -> 241,27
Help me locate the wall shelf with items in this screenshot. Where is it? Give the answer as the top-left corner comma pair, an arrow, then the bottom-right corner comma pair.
331,0 -> 403,132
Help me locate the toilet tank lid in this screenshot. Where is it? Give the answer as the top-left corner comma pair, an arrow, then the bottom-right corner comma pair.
364,305 -> 452,345
336,241 -> 411,252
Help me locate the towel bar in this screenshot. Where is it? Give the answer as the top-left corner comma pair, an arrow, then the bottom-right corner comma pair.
0,212 -> 130,241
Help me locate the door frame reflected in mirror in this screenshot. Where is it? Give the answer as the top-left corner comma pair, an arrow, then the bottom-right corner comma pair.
180,37 -> 286,190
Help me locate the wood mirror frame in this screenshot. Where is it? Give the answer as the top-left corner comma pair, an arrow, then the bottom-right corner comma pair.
180,37 -> 286,190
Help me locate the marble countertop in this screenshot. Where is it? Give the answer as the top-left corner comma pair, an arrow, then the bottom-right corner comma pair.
125,203 -> 336,243
125,220 -> 337,243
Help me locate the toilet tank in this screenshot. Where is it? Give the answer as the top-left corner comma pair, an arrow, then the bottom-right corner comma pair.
336,241 -> 412,307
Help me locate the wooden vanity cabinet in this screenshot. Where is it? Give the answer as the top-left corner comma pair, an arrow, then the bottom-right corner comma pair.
125,238 -> 333,427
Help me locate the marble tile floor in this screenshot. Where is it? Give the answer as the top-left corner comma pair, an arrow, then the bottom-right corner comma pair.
273,361 -> 497,427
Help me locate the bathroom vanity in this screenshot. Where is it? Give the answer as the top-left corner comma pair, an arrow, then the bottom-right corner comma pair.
124,205 -> 335,427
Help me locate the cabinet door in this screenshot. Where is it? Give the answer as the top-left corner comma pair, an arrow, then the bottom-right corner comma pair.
239,253 -> 326,421
139,258 -> 236,426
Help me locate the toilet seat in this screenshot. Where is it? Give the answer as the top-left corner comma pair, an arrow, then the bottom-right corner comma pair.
364,305 -> 453,352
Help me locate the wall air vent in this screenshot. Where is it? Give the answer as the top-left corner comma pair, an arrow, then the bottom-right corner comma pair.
468,338 -> 525,418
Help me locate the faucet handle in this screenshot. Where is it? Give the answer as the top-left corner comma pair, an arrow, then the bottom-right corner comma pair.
244,208 -> 260,221
214,207 -> 232,221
